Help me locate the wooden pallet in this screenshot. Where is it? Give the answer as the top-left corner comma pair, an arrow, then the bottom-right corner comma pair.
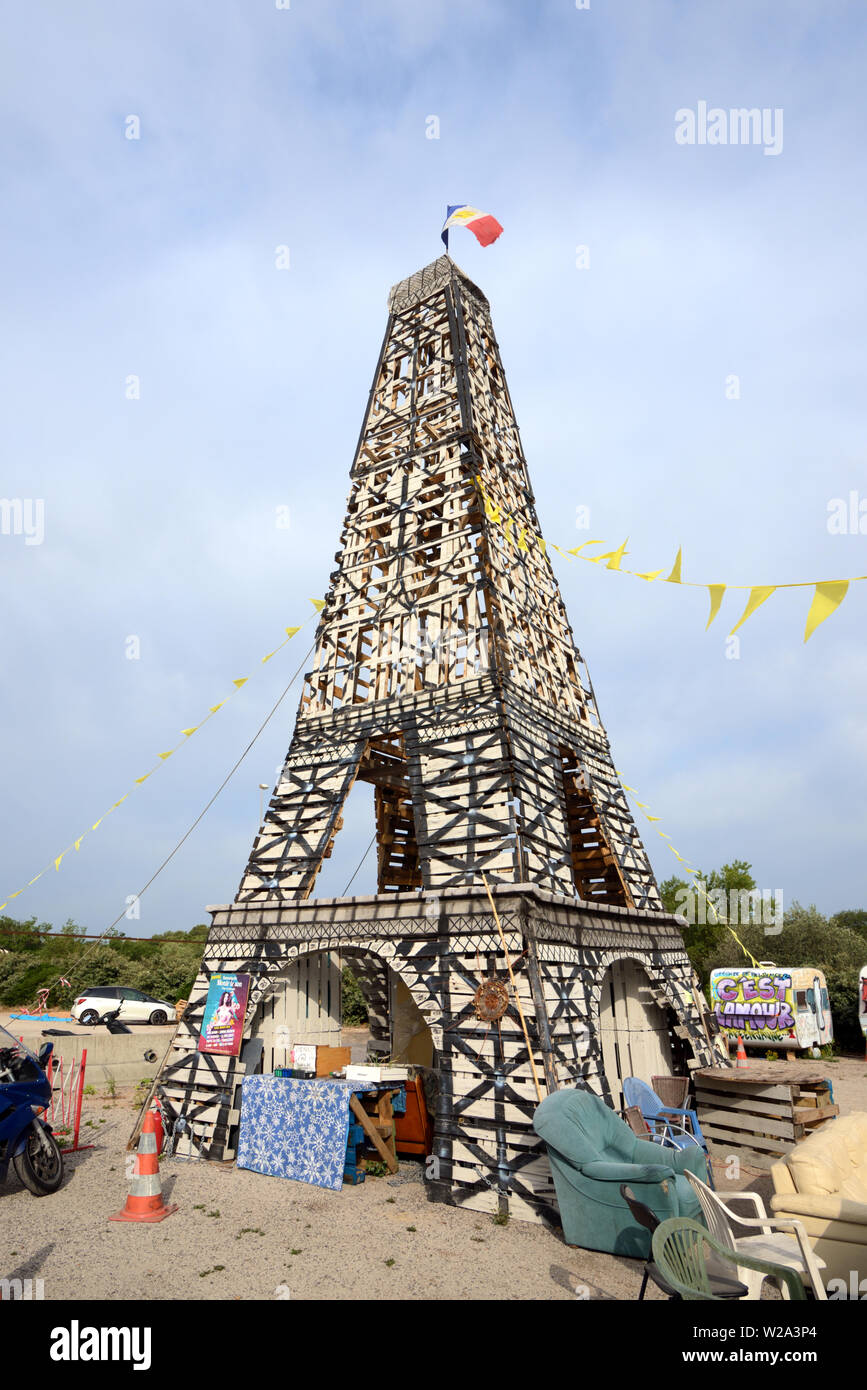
695,1065 -> 839,1170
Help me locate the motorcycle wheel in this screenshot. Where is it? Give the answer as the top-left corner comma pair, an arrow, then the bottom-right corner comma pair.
13,1124 -> 64,1195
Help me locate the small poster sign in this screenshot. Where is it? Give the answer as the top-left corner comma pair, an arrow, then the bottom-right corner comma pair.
293,1044 -> 317,1074
198,973 -> 250,1056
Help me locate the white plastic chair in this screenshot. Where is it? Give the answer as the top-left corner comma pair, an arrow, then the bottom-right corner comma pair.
685,1170 -> 827,1300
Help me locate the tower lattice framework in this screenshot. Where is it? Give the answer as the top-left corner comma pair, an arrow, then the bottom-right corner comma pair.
240,256 -> 660,908
150,257 -> 714,1220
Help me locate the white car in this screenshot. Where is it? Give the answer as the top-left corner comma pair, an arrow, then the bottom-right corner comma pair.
71,986 -> 175,1026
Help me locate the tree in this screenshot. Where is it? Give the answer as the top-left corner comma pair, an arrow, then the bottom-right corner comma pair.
662,861 -> 759,976
830,909 -> 867,941
151,924 -> 209,942
0,914 -> 206,1010
59,918 -> 86,937
341,966 -> 369,1026
0,914 -> 49,954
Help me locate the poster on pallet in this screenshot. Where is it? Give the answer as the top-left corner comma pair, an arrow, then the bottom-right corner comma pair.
198,973 -> 250,1056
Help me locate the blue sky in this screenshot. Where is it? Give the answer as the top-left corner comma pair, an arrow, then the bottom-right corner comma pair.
2,0 -> 865,941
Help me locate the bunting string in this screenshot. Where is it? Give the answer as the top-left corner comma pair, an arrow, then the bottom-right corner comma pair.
2,578 -> 763,980
615,770 -> 759,967
0,603 -> 324,918
17,638 -> 318,1013
475,477 -> 862,642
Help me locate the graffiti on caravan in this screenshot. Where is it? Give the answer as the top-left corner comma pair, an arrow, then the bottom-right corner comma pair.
710,971 -> 796,1037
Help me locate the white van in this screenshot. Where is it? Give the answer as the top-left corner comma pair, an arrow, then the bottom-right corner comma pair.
709,963 -> 833,1052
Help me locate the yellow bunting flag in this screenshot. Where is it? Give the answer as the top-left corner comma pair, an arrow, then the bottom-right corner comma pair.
474,480 -> 864,640
645,814 -> 661,822
285,626 -> 301,638
28,874 -> 43,885
91,820 -> 102,832
730,585 -> 775,635
158,750 -> 174,760
232,678 -> 248,690
74,837 -> 84,851
592,539 -> 629,570
309,599 -> 326,613
9,890 -> 22,899
111,796 -> 128,809
706,584 -> 726,629
182,727 -> 198,736
804,580 -> 849,642
666,548 -> 683,583
54,853 -> 66,871
209,702 -> 226,714
134,773 -> 152,785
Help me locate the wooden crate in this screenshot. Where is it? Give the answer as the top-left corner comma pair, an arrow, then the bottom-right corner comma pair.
695,1065 -> 839,1170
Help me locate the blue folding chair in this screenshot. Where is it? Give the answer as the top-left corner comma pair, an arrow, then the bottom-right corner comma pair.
623,1077 -> 714,1188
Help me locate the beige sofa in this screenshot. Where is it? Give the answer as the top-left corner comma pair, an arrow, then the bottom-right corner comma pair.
770,1112 -> 867,1289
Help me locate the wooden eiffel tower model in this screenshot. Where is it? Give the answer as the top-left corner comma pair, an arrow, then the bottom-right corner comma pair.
153,256 -> 714,1221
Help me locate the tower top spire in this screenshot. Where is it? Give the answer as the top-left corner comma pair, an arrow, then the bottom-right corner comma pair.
387,255 -> 488,314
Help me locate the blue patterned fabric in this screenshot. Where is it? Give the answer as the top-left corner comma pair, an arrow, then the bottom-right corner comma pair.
237,1076 -> 379,1190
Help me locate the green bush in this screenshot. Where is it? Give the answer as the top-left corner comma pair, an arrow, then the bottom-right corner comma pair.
341,966 -> 369,1026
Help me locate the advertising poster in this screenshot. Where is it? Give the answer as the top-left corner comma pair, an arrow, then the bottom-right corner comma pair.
198,972 -> 250,1056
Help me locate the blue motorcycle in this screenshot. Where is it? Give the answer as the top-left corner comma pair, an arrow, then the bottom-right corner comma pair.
0,1023 -> 64,1195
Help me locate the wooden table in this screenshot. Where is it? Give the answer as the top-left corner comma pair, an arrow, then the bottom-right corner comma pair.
349,1087 -> 401,1174
694,1064 -> 839,1170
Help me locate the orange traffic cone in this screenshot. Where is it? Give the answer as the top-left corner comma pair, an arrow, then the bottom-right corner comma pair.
110,1111 -> 177,1223
149,1102 -> 163,1157
736,1035 -> 749,1068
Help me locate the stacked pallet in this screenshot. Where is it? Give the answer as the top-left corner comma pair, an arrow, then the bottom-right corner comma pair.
695,1064 -> 839,1170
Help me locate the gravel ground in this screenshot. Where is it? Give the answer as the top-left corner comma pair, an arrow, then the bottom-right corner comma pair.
2,1054 -> 864,1301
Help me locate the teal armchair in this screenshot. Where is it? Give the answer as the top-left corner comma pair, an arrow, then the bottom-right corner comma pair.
533,1087 -> 708,1255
